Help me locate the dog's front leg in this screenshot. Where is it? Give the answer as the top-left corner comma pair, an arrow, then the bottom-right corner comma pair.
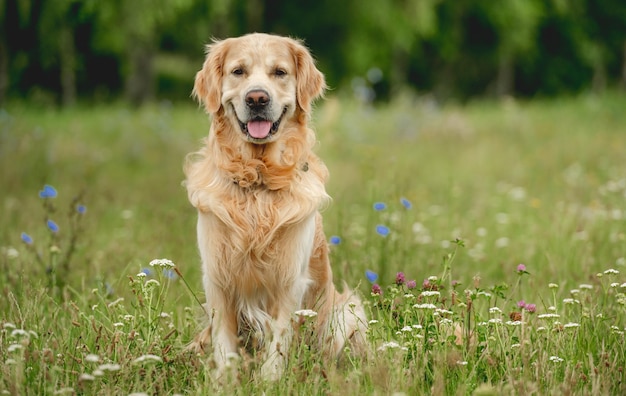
260,306 -> 294,381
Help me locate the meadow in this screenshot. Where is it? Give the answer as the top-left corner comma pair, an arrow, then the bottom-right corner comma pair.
1,92 -> 625,395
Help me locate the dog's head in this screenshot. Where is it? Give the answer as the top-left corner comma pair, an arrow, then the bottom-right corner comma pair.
193,33 -> 326,144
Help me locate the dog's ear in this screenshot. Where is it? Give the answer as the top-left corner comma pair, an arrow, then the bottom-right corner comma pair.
193,39 -> 229,113
290,40 -> 327,114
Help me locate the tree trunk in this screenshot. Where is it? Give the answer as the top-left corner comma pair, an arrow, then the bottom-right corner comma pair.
125,37 -> 155,107
495,53 -> 514,98
621,40 -> 626,91
59,25 -> 76,107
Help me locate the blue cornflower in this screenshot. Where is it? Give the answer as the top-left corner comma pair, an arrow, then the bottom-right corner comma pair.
373,202 -> 387,211
140,268 -> 153,277
47,220 -> 59,233
39,185 -> 57,199
375,224 -> 390,237
329,236 -> 341,245
21,232 -> 33,244
365,270 -> 378,283
77,204 -> 87,214
163,269 -> 178,280
400,197 -> 412,209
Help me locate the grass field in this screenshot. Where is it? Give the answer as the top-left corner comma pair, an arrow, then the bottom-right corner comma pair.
1,92 -> 625,394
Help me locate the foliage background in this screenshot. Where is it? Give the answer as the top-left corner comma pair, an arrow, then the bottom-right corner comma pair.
2,0 -> 626,106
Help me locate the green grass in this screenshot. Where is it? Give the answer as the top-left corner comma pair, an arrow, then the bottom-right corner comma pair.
1,92 -> 625,394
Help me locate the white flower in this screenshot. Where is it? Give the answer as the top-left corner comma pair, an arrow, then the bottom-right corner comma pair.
113,322 -> 124,327
488,318 -> 502,324
427,276 -> 438,282
439,318 -> 453,325
477,291 -> 492,298
506,321 -> 522,326
368,320 -> 379,325
604,268 -> 619,275
79,373 -> 96,381
136,272 -> 147,278
563,298 -> 580,305
579,284 -> 593,290
456,360 -> 469,366
412,324 -> 423,329
413,303 -> 437,310
489,307 -> 502,314
537,326 -> 547,332
98,363 -> 121,371
538,313 -> 560,319
7,344 -> 22,352
294,309 -> 318,318
84,354 -> 100,363
610,283 -> 620,288
10,329 -> 29,338
421,291 -> 440,297
92,369 -> 104,377
3,322 -> 16,330
548,283 -> 559,289
549,356 -> 564,363
149,258 -> 175,268
132,354 -> 163,364
377,341 -> 407,351
107,298 -> 124,308
401,326 -> 413,332
511,343 -> 521,349
570,289 -> 580,295
145,279 -> 160,287
563,322 -> 580,329
621,283 -> 626,288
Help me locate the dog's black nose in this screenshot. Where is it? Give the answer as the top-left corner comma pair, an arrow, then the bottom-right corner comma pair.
245,90 -> 270,109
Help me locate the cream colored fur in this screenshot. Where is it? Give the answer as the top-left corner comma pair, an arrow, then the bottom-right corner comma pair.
184,33 -> 367,380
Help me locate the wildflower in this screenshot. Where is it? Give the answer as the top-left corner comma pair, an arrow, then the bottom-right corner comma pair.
7,344 -> 22,352
21,232 -> 33,244
563,298 -> 579,305
511,343 -> 521,349
371,284 -> 382,295
548,283 -> 559,289
84,354 -> 100,363
149,258 -> 175,268
538,313 -> 560,319
329,236 -> 341,245
39,184 -> 57,199
295,309 -> 318,318
400,198 -> 412,209
406,279 -> 417,289
377,341 -> 406,351
610,283 -> 620,288
488,318 -> 503,324
78,373 -> 96,381
401,326 -> 413,332
98,363 -> 121,371
413,303 -> 437,310
375,224 -> 390,237
162,269 -> 178,280
420,291 -> 440,298
456,360 -> 468,366
517,300 -> 526,308
107,298 -> 124,308
365,270 -> 378,283
524,304 -> 537,313
506,321 -> 522,326
604,268 -> 620,275
549,356 -> 564,363
579,284 -> 593,290
47,220 -> 59,233
516,264 -> 527,273
136,272 -> 147,278
139,268 -> 152,277
563,322 -> 580,329
489,307 -> 502,314
132,354 -> 163,364
395,272 -> 405,286
373,202 -> 386,211
76,204 -> 87,214
495,237 -> 509,248
368,320 -> 379,325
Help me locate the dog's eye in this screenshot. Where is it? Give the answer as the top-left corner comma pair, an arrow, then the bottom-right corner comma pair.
232,68 -> 244,76
274,68 -> 287,77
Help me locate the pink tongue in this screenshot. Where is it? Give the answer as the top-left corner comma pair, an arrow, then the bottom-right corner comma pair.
247,121 -> 272,139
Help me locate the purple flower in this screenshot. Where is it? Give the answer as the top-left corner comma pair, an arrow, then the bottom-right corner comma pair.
77,204 -> 87,214
371,284 -> 382,295
400,197 -> 412,209
395,272 -> 405,286
524,303 -> 536,313
39,185 -> 57,199
47,220 -> 59,233
21,232 -> 33,245
406,279 -> 417,289
329,235 -> 341,245
375,225 -> 390,237
373,202 -> 386,211
517,264 -> 527,274
517,300 -> 526,308
365,270 -> 378,283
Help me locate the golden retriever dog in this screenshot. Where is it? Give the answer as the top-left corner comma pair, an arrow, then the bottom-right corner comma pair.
184,33 -> 367,380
